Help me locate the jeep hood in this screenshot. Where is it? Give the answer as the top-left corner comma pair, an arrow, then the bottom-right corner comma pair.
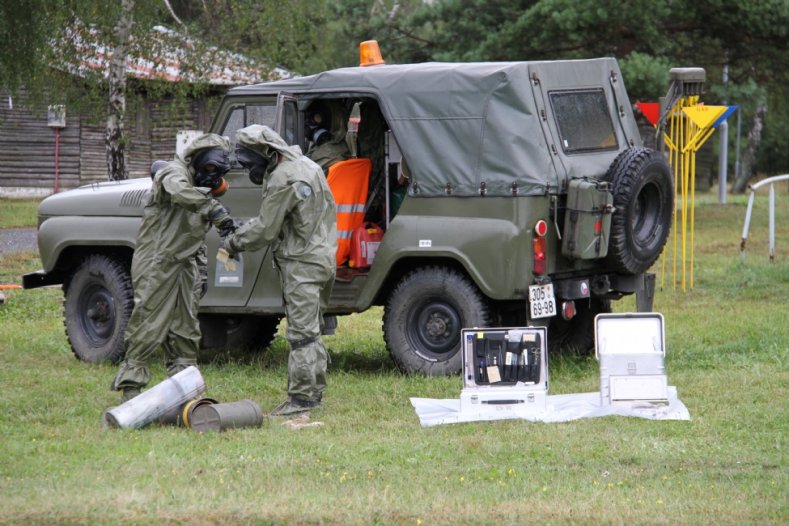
38,177 -> 151,218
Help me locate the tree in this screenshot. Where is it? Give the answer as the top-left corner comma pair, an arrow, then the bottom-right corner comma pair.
162,0 -> 332,75
334,0 -> 788,188
106,0 -> 135,181
0,0 -> 333,182
1,0 -> 167,180
0,1 -> 69,99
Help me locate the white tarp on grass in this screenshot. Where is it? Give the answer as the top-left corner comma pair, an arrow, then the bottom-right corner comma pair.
410,386 -> 690,427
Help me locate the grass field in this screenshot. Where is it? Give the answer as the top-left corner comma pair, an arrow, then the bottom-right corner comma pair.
0,198 -> 40,229
0,193 -> 787,525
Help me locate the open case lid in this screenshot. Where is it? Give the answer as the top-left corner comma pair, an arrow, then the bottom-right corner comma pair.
594,313 -> 665,358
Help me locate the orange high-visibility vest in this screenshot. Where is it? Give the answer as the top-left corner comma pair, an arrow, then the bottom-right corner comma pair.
326,158 -> 371,266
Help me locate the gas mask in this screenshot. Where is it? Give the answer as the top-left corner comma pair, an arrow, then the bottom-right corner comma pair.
306,107 -> 331,147
193,147 -> 231,196
235,145 -> 273,185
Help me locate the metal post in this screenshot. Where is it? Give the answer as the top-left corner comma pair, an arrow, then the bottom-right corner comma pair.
717,120 -> 728,204
739,174 -> 789,262
47,105 -> 66,193
735,110 -> 741,183
54,127 -> 60,193
740,189 -> 756,261
718,64 -> 729,204
769,183 -> 775,262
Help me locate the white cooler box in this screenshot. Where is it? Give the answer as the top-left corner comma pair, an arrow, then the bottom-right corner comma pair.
595,313 -> 669,406
460,327 -> 548,417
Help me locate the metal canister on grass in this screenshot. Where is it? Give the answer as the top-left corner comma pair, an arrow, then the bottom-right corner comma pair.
157,397 -> 218,427
103,366 -> 206,429
181,397 -> 218,428
189,400 -> 264,432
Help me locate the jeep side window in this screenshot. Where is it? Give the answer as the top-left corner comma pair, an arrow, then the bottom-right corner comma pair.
222,107 -> 244,140
280,100 -> 298,146
220,104 -> 277,146
550,89 -> 618,153
247,105 -> 277,129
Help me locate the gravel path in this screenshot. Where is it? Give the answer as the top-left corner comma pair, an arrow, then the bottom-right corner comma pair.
0,228 -> 38,255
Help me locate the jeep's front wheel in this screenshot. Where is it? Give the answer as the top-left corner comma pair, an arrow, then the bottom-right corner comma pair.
63,254 -> 134,364
383,267 -> 491,375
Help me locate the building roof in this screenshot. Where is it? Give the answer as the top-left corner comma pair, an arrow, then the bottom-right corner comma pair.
59,24 -> 291,86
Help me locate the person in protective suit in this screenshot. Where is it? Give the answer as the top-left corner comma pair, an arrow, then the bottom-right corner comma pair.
222,125 -> 337,416
111,134 -> 236,403
149,160 -> 210,301
306,100 -> 352,172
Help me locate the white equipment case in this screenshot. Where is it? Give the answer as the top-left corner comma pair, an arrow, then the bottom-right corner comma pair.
460,327 -> 548,417
595,313 -> 668,406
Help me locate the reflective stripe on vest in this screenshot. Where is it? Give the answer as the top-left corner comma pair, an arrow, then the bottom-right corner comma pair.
327,158 -> 372,266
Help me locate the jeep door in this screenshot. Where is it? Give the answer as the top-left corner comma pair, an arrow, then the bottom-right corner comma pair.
202,98 -> 284,312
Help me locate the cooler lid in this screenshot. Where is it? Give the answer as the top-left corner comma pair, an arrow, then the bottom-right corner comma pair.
594,313 -> 665,358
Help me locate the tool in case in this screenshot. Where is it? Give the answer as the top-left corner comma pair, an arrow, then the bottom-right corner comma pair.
595,313 -> 669,406
460,327 -> 548,416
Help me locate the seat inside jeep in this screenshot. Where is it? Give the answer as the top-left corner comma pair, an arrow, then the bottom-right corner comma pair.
301,97 -> 401,271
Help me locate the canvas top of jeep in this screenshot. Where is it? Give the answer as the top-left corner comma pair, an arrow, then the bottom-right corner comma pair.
229,57 -> 643,197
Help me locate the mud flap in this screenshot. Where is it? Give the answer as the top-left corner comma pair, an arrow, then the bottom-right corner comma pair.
635,272 -> 656,312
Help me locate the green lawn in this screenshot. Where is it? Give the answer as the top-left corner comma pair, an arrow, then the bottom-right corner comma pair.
0,198 -> 40,229
0,193 -> 786,525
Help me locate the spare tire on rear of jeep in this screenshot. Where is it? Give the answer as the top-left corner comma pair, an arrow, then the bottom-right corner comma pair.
604,147 -> 673,275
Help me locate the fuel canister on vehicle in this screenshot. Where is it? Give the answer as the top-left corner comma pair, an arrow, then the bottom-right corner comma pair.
349,223 -> 384,269
562,178 -> 614,259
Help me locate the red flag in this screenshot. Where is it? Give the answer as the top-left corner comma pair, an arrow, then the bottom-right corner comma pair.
635,102 -> 660,127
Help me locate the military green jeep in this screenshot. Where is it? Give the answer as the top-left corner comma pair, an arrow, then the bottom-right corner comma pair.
24,57 -> 673,375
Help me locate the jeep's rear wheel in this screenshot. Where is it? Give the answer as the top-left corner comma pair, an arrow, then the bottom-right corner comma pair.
63,254 -> 134,364
548,298 -> 611,355
605,147 -> 673,274
383,267 -> 491,375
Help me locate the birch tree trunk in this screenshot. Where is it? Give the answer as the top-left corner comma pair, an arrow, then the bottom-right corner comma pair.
106,0 -> 134,181
732,103 -> 767,193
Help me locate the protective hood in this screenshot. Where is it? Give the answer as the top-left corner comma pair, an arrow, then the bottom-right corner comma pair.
180,133 -> 232,165
324,100 -> 350,146
236,125 -> 301,163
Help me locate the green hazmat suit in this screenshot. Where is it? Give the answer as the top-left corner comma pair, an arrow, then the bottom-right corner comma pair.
227,125 -> 337,403
112,134 -> 232,391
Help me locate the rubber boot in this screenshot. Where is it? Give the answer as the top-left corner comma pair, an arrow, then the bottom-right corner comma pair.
270,398 -> 321,416
121,388 -> 141,403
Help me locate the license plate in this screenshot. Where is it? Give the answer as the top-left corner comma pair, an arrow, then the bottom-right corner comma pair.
529,283 -> 556,319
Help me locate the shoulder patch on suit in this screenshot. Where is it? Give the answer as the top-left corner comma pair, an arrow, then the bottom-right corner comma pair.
298,183 -> 312,199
